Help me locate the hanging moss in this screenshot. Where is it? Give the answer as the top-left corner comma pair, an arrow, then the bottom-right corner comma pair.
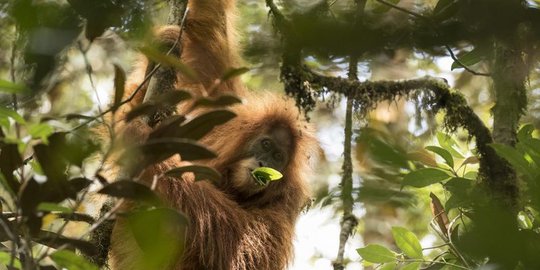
267,0 -> 521,208
282,63 -> 516,207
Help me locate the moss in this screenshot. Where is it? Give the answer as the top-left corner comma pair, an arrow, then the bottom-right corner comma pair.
268,0 -> 521,208
86,200 -> 115,268
281,63 -> 517,207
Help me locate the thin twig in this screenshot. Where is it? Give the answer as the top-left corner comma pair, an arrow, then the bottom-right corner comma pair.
444,45 -> 491,77
422,243 -> 450,250
78,41 -> 103,113
77,41 -> 117,143
70,63 -> 161,132
397,258 -> 471,270
446,214 -> 471,268
166,7 -> 189,59
375,0 -> 423,18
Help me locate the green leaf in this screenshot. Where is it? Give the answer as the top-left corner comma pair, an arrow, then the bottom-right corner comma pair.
0,143 -> 23,192
358,185 -> 415,207
0,251 -> 22,268
165,165 -> 221,182
402,168 -> 452,188
172,110 -> 236,140
520,142 -> 540,168
121,139 -> 217,174
490,143 -> 533,178
50,250 -> 98,270
445,194 -> 467,210
517,124 -> 535,142
391,227 -> 423,259
0,107 -> 25,124
153,90 -> 192,107
37,202 -> 73,213
401,262 -> 422,270
251,167 -> 283,186
426,146 -> 454,168
148,115 -> 186,138
408,150 -> 438,167
99,180 -> 162,205
444,178 -> 474,210
463,171 -> 478,180
139,138 -> 216,161
461,156 -> 479,166
127,208 -> 187,269
0,79 -> 27,94
380,262 -> 398,270
125,91 -> 191,122
221,67 -> 250,81
65,113 -> 95,121
125,103 -> 159,122
38,231 -> 97,256
0,115 -> 9,129
367,137 -> 409,168
140,46 -> 198,80
28,123 -> 54,142
193,95 -> 242,108
436,132 -> 464,159
113,64 -> 126,112
0,173 -> 16,197
521,138 -> 540,159
451,47 -> 485,70
444,177 -> 473,194
356,244 -> 396,263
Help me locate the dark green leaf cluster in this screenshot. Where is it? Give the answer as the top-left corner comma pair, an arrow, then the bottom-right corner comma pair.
0,84 -> 239,268
364,125 -> 540,269
3,0 -> 152,95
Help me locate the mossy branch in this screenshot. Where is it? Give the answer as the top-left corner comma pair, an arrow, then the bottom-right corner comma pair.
266,0 -> 519,209
290,65 -> 512,198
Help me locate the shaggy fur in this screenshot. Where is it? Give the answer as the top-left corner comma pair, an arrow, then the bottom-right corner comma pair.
109,0 -> 318,269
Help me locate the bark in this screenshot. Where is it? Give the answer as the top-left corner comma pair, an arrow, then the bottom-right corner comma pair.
489,39 -> 529,208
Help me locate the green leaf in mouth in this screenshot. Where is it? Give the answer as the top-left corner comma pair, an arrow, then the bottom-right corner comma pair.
251,167 -> 283,186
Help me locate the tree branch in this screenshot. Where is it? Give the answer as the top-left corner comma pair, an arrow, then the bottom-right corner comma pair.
285,63 -> 511,203
144,3 -> 189,127
333,56 -> 358,270
267,0 -> 516,213
444,45 -> 490,77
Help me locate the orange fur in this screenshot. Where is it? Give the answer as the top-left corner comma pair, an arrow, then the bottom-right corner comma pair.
109,0 -> 318,269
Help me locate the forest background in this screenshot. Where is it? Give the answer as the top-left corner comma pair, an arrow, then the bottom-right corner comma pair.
1,0 -> 540,269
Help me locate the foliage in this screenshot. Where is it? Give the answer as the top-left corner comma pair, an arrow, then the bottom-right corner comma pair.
0,1 -> 243,269
2,0 -> 540,269
251,167 -> 284,186
356,126 -> 540,269
0,79 -> 239,269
